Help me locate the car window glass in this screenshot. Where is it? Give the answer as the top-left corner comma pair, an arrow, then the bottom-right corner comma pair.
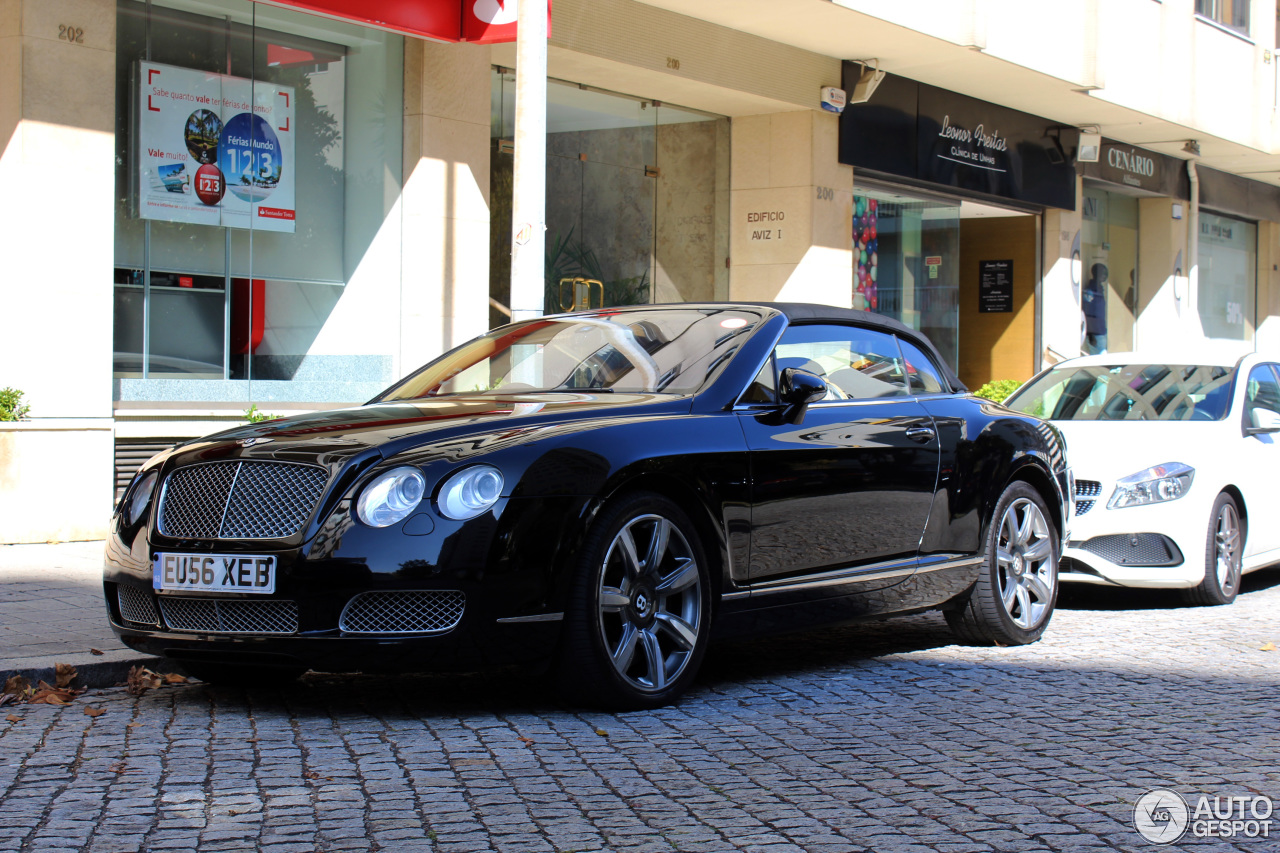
1005,363 -> 1233,421
769,324 -> 908,400
1246,364 -> 1280,416
740,354 -> 777,404
897,338 -> 947,394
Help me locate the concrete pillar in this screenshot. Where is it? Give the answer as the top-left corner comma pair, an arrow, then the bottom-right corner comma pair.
1255,221 -> 1280,354
727,110 -> 853,306
1039,180 -> 1084,366
0,0 -> 115,419
1135,196 -> 1193,350
401,39 -> 492,373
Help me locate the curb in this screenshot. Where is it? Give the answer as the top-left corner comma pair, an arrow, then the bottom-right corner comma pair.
2,652 -> 185,690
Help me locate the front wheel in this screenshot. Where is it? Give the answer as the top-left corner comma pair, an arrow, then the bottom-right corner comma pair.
556,493 -> 711,710
946,481 -> 1059,645
1181,492 -> 1242,606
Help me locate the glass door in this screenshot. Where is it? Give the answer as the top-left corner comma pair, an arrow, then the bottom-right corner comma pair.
1081,187 -> 1139,354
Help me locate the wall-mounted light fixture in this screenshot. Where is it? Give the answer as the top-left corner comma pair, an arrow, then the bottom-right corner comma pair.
1077,132 -> 1102,163
1183,140 -> 1201,156
847,60 -> 886,105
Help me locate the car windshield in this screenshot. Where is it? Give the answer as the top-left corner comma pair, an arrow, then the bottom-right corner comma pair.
1005,363 -> 1234,421
378,308 -> 764,399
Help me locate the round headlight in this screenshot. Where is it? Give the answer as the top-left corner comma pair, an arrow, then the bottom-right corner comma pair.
357,466 -> 427,527
127,471 -> 158,526
437,465 -> 504,520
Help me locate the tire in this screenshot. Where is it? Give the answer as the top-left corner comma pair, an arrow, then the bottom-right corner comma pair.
179,660 -> 305,687
556,492 -> 711,710
1181,492 -> 1243,606
946,481 -> 1059,645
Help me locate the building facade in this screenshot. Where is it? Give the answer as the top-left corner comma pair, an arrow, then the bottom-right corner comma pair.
3,0 -> 1280,541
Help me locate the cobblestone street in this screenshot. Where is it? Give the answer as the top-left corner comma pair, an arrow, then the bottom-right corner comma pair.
2,572 -> 1278,853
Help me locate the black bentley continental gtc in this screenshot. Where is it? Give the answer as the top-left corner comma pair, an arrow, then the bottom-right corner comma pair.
106,303 -> 1071,708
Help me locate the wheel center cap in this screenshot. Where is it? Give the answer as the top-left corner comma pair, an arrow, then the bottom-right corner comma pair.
634,590 -> 652,616
1012,555 -> 1025,577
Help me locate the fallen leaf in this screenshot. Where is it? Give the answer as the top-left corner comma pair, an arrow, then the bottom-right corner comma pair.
5,715 -> 19,723
0,694 -> 13,707
84,707 -> 106,718
126,666 -> 163,697
108,761 -> 127,774
594,729 -> 608,737
162,673 -> 188,685
3,676 -> 30,698
518,736 -> 535,746
1261,642 -> 1276,651
55,663 -> 78,688
28,681 -> 83,705
89,648 -> 105,656
127,722 -> 141,729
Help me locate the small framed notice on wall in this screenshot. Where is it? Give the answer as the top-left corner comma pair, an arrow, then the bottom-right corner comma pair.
979,260 -> 1014,313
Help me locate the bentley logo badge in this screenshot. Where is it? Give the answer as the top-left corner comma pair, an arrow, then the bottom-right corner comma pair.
237,437 -> 274,447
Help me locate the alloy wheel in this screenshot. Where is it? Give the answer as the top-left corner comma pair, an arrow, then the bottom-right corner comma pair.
597,513 -> 703,693
994,497 -> 1056,630
1214,501 -> 1242,596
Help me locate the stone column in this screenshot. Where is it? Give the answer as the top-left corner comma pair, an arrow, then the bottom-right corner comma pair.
1039,180 -> 1085,366
400,39 -> 492,373
728,110 -> 853,306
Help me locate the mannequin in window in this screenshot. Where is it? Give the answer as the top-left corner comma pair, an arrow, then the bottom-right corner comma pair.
1082,263 -> 1108,355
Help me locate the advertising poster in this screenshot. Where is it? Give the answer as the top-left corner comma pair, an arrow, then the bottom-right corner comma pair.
138,61 -> 296,233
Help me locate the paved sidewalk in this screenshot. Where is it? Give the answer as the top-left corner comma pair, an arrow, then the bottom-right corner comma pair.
0,541 -> 161,687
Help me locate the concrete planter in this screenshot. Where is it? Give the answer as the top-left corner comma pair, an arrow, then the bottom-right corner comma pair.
0,420 -> 114,544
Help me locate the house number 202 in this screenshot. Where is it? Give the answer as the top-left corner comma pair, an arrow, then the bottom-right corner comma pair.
58,25 -> 85,44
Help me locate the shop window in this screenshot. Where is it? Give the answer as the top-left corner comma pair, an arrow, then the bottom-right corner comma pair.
1081,188 -> 1139,355
1196,0 -> 1250,36
1198,211 -> 1257,342
112,0 -> 403,403
489,71 -> 729,327
853,188 -> 960,372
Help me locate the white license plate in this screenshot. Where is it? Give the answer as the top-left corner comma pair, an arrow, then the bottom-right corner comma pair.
153,553 -> 277,594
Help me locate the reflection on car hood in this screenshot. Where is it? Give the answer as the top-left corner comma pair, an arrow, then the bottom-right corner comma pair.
1051,419 -> 1228,481
169,393 -> 684,466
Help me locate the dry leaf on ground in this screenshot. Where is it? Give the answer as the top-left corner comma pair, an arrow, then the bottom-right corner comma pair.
518,736 -> 535,746
89,649 -> 105,656
3,676 -> 31,698
125,666 -> 163,696
84,707 -> 106,718
5,714 -> 20,723
55,663 -> 78,688
29,681 -> 84,705
162,673 -> 188,685
1261,642 -> 1276,651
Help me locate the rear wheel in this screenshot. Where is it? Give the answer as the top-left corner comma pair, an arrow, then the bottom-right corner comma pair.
179,661 -> 305,687
557,493 -> 711,710
1182,492 -> 1242,606
946,481 -> 1059,645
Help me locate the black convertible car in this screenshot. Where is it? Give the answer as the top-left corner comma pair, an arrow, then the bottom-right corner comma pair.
106,303 -> 1071,708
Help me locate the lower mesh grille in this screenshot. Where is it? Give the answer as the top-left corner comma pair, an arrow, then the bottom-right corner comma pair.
118,585 -> 160,626
1075,499 -> 1096,516
159,597 -> 299,635
1081,533 -> 1183,567
340,591 -> 465,634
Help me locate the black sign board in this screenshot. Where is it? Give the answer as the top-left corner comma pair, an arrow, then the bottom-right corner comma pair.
1079,140 -> 1190,199
979,260 -> 1014,313
839,64 -> 1077,210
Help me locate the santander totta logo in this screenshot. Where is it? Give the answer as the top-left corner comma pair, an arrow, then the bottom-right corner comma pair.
473,0 -> 518,24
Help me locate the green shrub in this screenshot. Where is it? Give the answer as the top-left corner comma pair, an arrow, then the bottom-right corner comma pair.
972,379 -> 1023,404
0,388 -> 30,421
244,404 -> 280,424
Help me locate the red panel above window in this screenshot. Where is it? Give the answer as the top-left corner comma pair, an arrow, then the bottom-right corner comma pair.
256,0 -> 463,43
253,0 -> 548,44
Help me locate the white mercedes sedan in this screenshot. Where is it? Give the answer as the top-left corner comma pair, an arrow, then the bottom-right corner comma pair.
1003,352 -> 1280,605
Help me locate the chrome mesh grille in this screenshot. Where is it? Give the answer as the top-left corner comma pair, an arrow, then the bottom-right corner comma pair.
1075,500 -> 1096,516
118,585 -> 160,626
1075,480 -> 1102,497
340,591 -> 465,635
159,461 -> 328,540
159,597 -> 300,635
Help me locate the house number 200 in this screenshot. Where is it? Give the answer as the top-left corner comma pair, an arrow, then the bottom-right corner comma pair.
58,25 -> 85,44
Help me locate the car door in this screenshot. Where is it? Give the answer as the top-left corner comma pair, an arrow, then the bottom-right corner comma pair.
737,323 -> 941,586
1238,362 -> 1280,562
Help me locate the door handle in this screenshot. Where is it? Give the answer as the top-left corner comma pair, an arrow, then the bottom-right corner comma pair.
905,426 -> 936,443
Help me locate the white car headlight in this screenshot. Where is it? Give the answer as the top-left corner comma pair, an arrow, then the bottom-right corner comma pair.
357,466 -> 427,527
127,471 -> 158,526
1107,462 -> 1194,510
437,465 -> 504,520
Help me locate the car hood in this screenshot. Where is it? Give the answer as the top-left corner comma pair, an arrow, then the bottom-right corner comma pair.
1050,419 -> 1227,482
164,393 -> 687,469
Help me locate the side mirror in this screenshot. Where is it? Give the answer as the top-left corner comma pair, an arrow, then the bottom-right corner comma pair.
778,368 -> 828,424
1246,406 -> 1280,435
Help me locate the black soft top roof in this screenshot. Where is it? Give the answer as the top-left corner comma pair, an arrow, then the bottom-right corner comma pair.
753,302 -> 966,392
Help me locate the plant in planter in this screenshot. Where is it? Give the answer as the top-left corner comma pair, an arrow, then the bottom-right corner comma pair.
0,388 -> 30,421
973,379 -> 1023,404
